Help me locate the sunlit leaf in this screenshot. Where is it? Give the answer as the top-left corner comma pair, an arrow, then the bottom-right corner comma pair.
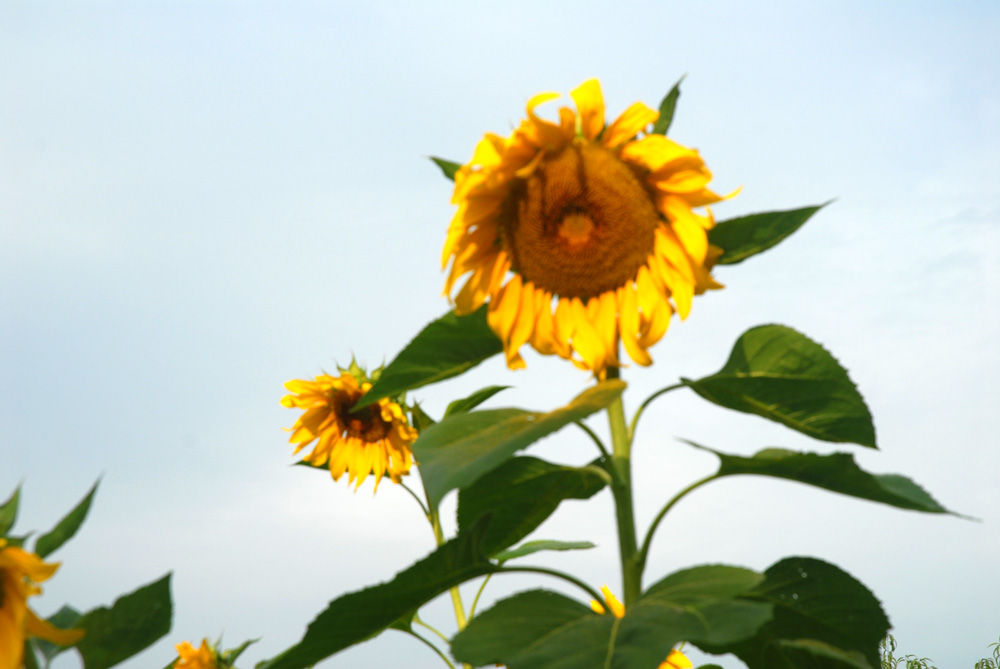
688,443 -> 952,514
710,204 -> 826,265
355,306 -> 501,410
444,385 -> 511,418
457,456 -> 606,556
683,325 -> 876,447
493,540 -> 595,562
0,484 -> 20,536
651,76 -> 685,136
76,573 -> 173,669
259,518 -> 494,669
35,479 -> 100,558
430,156 -> 461,181
415,381 -> 625,507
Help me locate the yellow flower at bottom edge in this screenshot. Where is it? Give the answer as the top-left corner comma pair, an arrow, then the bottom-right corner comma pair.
281,372 -> 417,491
443,78 -> 733,376
175,638 -> 216,669
0,539 -> 85,669
591,585 -> 693,669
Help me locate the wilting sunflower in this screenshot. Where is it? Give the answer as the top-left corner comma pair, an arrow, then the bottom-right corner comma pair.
590,585 -> 693,669
443,79 -> 730,375
281,371 -> 416,490
174,639 -> 217,669
0,539 -> 85,669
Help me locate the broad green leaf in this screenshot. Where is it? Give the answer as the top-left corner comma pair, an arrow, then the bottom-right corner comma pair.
651,76 -> 685,136
768,639 -> 872,668
493,540 -> 596,562
35,479 -> 100,558
689,443 -> 952,514
454,565 -> 771,669
709,204 -> 826,265
76,573 -> 173,669
430,156 -> 462,181
457,456 -> 607,556
34,605 -> 83,661
698,557 -> 889,669
682,325 -> 876,447
0,484 -> 20,536
415,380 -> 625,506
410,403 -> 437,431
444,385 -> 511,418
697,665 -> 725,669
451,590 -> 610,668
259,518 -> 495,669
354,306 -> 502,410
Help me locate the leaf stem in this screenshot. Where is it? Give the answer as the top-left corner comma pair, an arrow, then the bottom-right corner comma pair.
399,480 -> 430,518
402,629 -> 456,669
637,474 -> 719,571
574,420 -> 610,459
628,383 -> 684,444
604,367 -> 641,606
413,613 -> 452,644
494,565 -> 605,604
467,573 -> 493,620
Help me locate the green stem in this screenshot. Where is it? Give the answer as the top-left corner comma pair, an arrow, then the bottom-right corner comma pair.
637,474 -> 718,571
574,420 -> 610,459
467,573 -> 493,620
399,480 -> 430,517
494,566 -> 605,604
402,629 -> 456,669
429,508 -> 469,631
628,383 -> 684,444
604,367 -> 641,607
413,613 -> 452,645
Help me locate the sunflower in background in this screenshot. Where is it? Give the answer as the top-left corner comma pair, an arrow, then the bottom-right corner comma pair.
443,79 -> 731,375
0,539 -> 84,669
281,368 -> 416,491
174,639 -> 217,669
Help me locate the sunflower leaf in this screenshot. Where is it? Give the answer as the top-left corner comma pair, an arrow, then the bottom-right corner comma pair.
710,203 -> 827,265
493,540 -> 596,563
258,517 -> 495,669
652,75 -> 685,136
686,443 -> 955,515
429,156 -> 462,181
75,573 -> 173,669
695,557 -> 889,669
34,478 -> 100,558
457,456 -> 607,556
354,305 -> 502,410
452,565 -> 772,668
415,380 -> 625,507
444,385 -> 511,418
0,483 -> 20,536
682,325 -> 876,447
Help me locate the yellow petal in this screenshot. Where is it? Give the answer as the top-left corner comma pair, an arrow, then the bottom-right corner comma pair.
569,298 -> 606,372
524,91 -> 567,149
659,649 -> 694,669
570,79 -> 605,140
603,101 -> 658,148
487,275 -> 523,347
618,285 -> 651,366
25,609 -> 85,646
506,281 -> 539,366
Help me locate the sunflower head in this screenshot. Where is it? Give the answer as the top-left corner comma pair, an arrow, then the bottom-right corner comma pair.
0,539 -> 85,667
174,639 -> 218,669
443,79 -> 730,375
281,367 -> 416,491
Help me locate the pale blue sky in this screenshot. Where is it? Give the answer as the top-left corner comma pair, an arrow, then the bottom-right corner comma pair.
2,2 -> 998,667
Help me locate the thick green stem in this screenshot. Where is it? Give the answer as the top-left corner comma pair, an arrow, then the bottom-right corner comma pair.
430,509 -> 469,631
604,367 -> 641,606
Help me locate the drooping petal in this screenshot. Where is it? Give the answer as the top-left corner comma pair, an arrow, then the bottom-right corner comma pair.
570,79 -> 605,140
603,101 -> 658,148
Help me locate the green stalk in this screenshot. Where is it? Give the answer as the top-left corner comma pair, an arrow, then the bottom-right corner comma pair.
604,366 -> 641,606
429,508 -> 469,631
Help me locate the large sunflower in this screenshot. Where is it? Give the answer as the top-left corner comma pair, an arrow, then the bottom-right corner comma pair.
281,372 -> 416,491
0,539 -> 84,669
443,79 -> 729,375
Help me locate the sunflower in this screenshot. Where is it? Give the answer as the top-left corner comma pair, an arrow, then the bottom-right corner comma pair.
590,585 -> 693,669
174,639 -> 217,669
0,539 -> 85,669
443,79 -> 730,375
281,371 -> 416,490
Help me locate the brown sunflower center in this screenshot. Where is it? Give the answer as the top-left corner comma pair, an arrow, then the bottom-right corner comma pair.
333,390 -> 391,442
498,140 -> 659,300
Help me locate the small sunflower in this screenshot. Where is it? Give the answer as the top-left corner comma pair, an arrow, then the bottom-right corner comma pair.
0,539 -> 85,669
443,79 -> 730,375
174,639 -> 217,669
590,585 -> 693,669
281,371 -> 416,490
